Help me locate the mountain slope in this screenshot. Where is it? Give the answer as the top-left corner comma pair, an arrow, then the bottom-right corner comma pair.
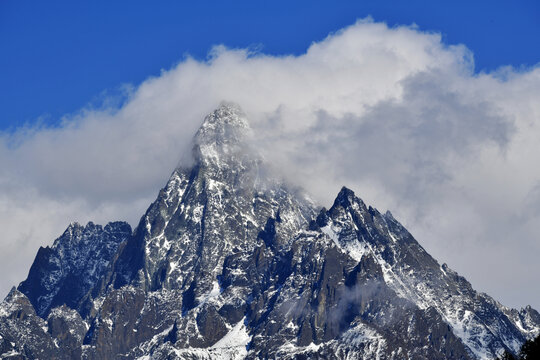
18,221 -> 131,318
311,187 -> 539,358
0,103 -> 538,360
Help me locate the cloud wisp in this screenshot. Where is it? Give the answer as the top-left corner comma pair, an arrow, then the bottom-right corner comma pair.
1,19 -> 539,310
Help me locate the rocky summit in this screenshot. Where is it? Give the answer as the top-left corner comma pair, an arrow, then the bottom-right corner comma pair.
0,103 -> 538,360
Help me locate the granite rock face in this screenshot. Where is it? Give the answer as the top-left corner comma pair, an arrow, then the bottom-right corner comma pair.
18,221 -> 131,318
1,103 -> 539,359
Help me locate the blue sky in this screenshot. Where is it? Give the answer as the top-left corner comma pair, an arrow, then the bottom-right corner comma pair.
1,0 -> 539,130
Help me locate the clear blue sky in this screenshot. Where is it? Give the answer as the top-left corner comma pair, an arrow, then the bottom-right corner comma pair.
1,0 -> 539,130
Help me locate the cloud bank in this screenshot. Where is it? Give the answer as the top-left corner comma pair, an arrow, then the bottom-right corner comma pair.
1,19 -> 539,310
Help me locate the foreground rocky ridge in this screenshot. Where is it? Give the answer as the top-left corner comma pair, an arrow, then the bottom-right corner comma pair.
1,103 -> 538,359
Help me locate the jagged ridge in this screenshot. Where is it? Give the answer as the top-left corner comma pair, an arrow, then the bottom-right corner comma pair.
18,221 -> 131,317
0,103 -> 538,360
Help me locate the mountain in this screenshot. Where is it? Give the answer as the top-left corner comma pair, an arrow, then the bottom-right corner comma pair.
0,103 -> 538,360
18,221 -> 131,318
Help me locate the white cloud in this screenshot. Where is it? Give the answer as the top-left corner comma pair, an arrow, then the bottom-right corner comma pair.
1,19 -> 539,310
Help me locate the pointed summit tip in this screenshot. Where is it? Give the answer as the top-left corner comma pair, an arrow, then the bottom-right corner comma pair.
197,101 -> 249,135
5,286 -> 25,302
193,102 -> 253,162
7,286 -> 18,297
67,221 -> 82,229
332,186 -> 356,209
332,186 -> 368,210
216,101 -> 245,116
384,210 -> 396,221
60,221 -> 83,239
338,186 -> 355,197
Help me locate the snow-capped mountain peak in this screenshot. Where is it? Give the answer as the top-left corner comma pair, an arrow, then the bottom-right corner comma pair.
1,104 -> 538,360
193,102 -> 253,165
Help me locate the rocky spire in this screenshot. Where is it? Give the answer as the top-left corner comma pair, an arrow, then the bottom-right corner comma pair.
108,103 -> 315,295
193,102 -> 253,166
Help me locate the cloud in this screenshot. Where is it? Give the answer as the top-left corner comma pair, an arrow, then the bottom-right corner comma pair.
1,19 -> 540,310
